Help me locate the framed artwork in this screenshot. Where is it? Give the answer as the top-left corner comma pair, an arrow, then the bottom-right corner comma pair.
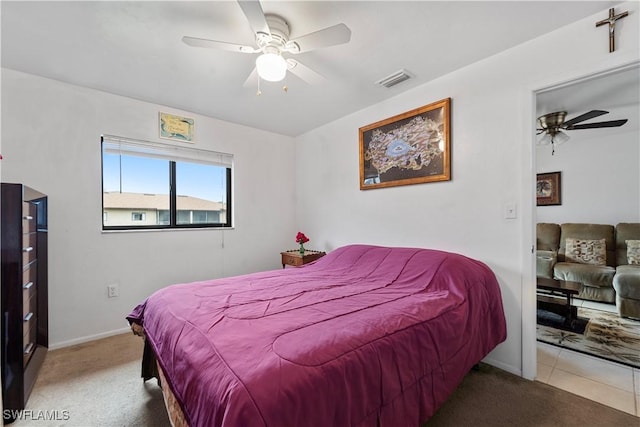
359,98 -> 451,190
536,171 -> 562,206
159,112 -> 194,142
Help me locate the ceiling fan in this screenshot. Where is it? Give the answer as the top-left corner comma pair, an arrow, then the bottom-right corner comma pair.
537,109 -> 628,154
181,0 -> 351,91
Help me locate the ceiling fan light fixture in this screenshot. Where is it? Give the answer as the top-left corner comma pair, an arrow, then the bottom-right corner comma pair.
552,130 -> 570,145
537,133 -> 552,146
538,130 -> 569,155
256,52 -> 287,82
537,130 -> 569,146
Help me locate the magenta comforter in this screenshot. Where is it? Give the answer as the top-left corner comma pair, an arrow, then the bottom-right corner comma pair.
127,245 -> 506,427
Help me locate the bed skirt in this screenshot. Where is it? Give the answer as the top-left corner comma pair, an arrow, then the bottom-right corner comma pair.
156,349 -> 189,427
135,326 -> 189,427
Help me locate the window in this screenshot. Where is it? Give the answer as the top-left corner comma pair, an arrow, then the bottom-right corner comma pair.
101,135 -> 232,230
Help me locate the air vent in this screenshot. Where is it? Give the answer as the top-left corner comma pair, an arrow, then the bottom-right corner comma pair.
375,69 -> 412,88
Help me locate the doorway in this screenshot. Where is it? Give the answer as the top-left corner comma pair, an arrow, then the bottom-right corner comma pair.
529,63 -> 640,411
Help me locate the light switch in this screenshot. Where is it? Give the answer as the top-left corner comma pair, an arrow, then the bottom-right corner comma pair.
504,202 -> 517,219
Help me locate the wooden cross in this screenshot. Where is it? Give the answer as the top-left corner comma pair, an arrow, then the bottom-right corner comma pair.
596,8 -> 629,53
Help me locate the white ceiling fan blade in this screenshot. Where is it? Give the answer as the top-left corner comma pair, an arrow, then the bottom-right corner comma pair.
288,23 -> 351,53
286,59 -> 326,85
243,67 -> 258,88
182,36 -> 257,53
237,0 -> 270,36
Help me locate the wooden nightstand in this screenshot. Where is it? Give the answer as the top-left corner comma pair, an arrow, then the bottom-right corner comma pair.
281,250 -> 326,268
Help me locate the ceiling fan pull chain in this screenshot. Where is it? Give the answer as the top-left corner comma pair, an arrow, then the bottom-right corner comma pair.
256,77 -> 262,96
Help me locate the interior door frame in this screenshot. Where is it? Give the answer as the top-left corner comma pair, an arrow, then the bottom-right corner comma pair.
521,58 -> 640,380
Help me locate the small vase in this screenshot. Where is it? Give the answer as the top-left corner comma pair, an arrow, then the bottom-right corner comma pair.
299,243 -> 305,256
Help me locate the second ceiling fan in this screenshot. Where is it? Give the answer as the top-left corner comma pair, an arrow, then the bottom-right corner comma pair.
537,109 -> 628,154
182,0 -> 351,90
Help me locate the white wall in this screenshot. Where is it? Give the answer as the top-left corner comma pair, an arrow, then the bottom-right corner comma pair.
536,123 -> 639,224
294,3 -> 639,376
0,69 -> 296,347
1,2 -> 638,377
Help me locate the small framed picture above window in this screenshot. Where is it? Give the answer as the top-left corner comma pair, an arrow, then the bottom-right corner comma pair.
159,112 -> 194,142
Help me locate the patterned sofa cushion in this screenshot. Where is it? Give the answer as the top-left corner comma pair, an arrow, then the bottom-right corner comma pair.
565,238 -> 606,265
626,240 -> 640,265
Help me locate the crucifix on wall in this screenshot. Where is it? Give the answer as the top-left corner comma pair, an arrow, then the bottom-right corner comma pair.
596,7 -> 629,53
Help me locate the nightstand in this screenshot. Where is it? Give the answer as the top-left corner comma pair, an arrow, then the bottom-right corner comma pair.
281,250 -> 326,268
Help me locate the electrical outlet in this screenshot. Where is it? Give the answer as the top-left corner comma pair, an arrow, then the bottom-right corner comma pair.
107,284 -> 119,298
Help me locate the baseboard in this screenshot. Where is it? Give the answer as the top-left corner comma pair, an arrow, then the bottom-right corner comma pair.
482,356 -> 521,377
48,326 -> 132,350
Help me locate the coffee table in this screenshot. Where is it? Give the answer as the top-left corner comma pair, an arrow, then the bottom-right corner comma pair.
536,277 -> 584,330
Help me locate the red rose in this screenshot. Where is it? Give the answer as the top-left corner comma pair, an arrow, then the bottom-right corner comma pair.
295,232 -> 309,244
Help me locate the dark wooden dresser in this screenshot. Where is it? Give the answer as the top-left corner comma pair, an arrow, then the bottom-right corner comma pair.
1,183 -> 48,423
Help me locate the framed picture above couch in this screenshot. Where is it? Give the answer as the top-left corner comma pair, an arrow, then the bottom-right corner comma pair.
537,171 -> 561,206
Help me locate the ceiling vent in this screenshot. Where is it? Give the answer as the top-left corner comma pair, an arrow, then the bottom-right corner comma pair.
375,69 -> 412,88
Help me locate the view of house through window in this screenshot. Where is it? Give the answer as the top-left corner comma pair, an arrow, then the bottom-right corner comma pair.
101,136 -> 232,230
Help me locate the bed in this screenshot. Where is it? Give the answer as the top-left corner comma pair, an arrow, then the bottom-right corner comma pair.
127,244 -> 506,427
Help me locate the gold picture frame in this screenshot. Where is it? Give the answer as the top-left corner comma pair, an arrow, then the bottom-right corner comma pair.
359,98 -> 451,190
159,112 -> 194,142
536,171 -> 562,206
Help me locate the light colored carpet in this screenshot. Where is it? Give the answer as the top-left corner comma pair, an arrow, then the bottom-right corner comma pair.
10,332 -> 638,426
12,333 -> 170,427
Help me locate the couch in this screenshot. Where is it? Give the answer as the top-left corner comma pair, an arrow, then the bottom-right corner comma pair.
536,222 -> 640,319
613,223 -> 640,319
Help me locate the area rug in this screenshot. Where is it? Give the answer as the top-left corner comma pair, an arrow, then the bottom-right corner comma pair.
537,307 -> 640,369
536,308 -> 588,334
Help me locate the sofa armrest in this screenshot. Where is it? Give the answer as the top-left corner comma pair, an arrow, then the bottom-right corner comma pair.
536,250 -> 557,279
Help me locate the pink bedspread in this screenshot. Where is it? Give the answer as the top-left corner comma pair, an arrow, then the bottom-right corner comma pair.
127,245 -> 506,427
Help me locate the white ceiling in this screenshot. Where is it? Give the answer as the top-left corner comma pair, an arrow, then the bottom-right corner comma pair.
537,65 -> 640,136
537,65 -> 639,114
1,0 -> 623,136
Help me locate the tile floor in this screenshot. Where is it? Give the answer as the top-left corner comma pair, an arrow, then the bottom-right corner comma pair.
536,299 -> 640,417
